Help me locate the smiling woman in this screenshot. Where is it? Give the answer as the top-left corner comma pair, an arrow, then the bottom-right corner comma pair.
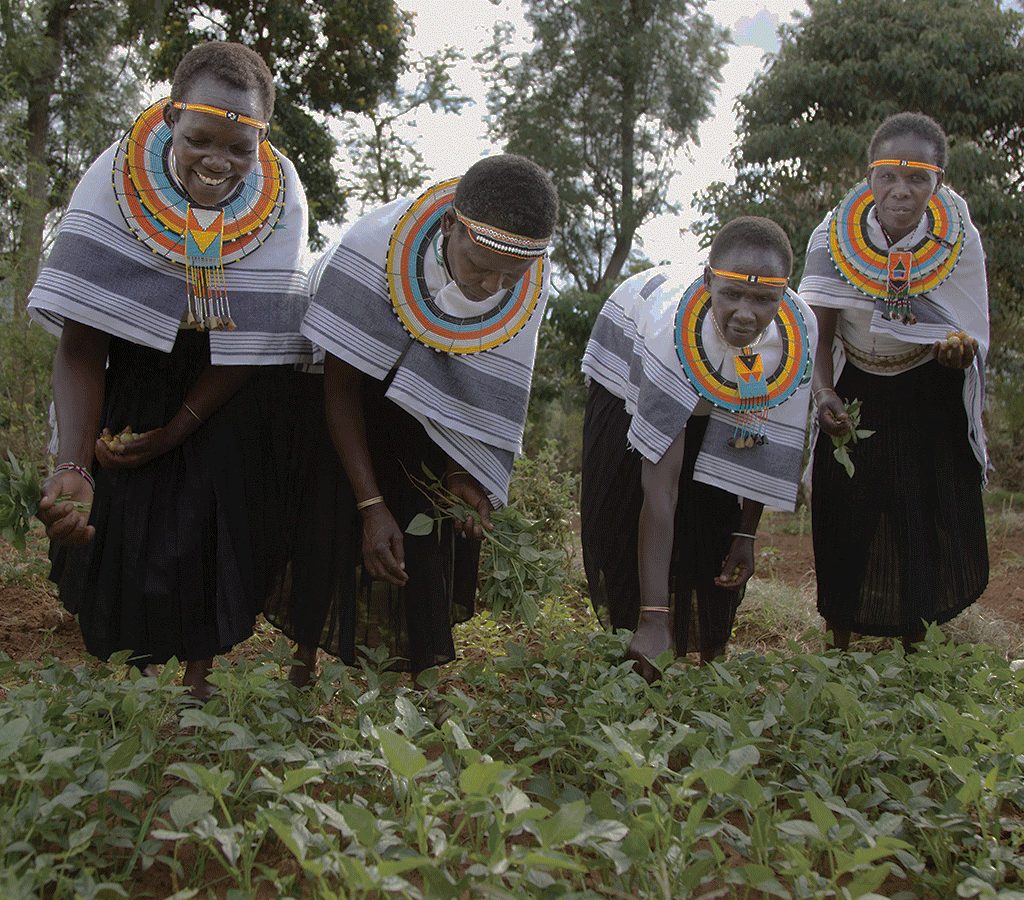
27,41 -> 311,699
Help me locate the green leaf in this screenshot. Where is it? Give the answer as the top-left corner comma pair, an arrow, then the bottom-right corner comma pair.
169,793 -> 215,830
405,513 -> 435,536
378,727 -> 428,779
534,800 -> 586,848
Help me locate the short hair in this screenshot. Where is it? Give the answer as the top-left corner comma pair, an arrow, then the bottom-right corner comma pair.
869,112 -> 948,169
454,154 -> 558,239
170,41 -> 276,122
708,216 -> 793,275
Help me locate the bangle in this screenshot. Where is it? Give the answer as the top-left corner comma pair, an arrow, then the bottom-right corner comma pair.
731,532 -> 757,541
54,462 -> 95,492
356,495 -> 385,511
813,387 -> 837,402
639,605 -> 670,614
183,402 -> 204,424
446,469 -> 471,480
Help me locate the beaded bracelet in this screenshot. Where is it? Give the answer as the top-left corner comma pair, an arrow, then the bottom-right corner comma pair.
730,532 -> 757,541
356,495 -> 385,512
54,462 -> 95,492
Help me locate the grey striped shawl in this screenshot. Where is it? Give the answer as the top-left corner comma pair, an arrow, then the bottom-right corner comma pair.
799,188 -> 989,474
28,141 -> 313,365
585,266 -> 817,511
301,190 -> 550,506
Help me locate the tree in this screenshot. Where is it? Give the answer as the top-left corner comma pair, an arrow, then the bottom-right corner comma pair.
152,1 -> 410,248
341,47 -> 470,212
693,0 -> 1024,328
480,0 -> 727,294
1,0 -> 167,316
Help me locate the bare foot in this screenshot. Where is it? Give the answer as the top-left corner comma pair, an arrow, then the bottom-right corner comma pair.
901,629 -> 926,653
626,610 -> 673,683
826,622 -> 851,651
183,658 -> 214,701
141,664 -> 160,678
288,644 -> 317,688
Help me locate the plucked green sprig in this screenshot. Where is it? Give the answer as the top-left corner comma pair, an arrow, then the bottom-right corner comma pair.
830,399 -> 875,478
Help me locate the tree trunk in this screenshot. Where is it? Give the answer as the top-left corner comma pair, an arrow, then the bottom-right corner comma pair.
12,0 -> 73,317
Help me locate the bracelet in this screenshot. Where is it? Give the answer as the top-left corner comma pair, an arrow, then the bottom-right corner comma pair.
639,605 -> 670,614
183,402 -> 204,424
54,462 -> 95,492
731,532 -> 757,541
813,387 -> 837,402
356,495 -> 385,511
446,469 -> 471,480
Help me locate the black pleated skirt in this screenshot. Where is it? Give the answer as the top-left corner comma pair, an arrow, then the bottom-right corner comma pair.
263,373 -> 480,672
811,360 -> 988,636
50,332 -> 287,666
580,381 -> 743,655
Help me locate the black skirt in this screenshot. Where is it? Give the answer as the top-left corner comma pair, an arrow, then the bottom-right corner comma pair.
50,331 -> 287,666
811,360 -> 988,636
580,381 -> 743,655
263,373 -> 480,672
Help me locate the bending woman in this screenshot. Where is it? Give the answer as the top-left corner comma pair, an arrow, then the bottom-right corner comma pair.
31,42 -> 310,697
581,217 -> 816,680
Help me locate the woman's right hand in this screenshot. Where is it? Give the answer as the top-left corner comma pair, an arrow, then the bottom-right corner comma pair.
37,470 -> 95,545
361,504 -> 408,586
815,388 -> 851,437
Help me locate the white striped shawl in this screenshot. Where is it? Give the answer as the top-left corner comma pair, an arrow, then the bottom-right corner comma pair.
27,141 -> 312,365
301,191 -> 551,507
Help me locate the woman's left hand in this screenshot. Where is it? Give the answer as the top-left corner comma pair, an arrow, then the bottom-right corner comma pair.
446,471 -> 493,540
94,424 -> 183,470
933,332 -> 978,370
714,536 -> 756,589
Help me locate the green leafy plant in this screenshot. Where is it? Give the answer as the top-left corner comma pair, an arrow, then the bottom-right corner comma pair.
830,398 -> 875,477
0,452 -> 41,549
405,467 -> 565,626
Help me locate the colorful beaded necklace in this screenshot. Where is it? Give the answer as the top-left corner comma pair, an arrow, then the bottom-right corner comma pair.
111,99 -> 284,330
385,179 -> 546,354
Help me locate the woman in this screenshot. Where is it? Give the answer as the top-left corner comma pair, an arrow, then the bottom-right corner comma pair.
581,217 -> 816,681
800,112 -> 989,649
31,41 -> 311,697
264,155 -> 558,684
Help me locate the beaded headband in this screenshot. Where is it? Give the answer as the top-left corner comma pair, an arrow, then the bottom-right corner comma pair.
454,209 -> 551,259
709,267 -> 788,287
167,101 -> 268,131
869,158 -> 943,174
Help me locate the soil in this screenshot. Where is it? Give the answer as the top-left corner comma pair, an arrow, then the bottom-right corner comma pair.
2,508 -> 1023,669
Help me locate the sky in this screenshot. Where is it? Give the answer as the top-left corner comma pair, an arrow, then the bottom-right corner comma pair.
332,0 -> 808,267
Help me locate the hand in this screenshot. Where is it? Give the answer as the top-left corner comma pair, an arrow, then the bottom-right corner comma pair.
94,424 -> 181,470
933,331 -> 978,370
446,471 -> 493,541
361,504 -> 408,586
626,609 -> 673,683
714,536 -> 756,589
815,389 -> 851,437
37,470 -> 95,545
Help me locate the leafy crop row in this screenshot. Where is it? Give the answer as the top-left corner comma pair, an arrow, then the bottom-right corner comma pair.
0,625 -> 1021,898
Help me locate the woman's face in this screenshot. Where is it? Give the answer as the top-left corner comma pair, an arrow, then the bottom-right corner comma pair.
869,134 -> 943,241
441,211 -> 536,302
164,72 -> 266,208
706,244 -> 788,348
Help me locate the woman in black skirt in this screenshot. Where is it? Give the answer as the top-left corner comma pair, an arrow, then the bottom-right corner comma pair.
799,112 -> 990,649
31,42 -> 310,697
580,217 -> 817,681
265,156 -> 558,686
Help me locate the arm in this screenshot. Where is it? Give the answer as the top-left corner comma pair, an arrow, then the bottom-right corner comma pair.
810,306 -> 851,437
626,426 -> 687,681
95,364 -> 254,469
38,320 -> 110,544
324,353 -> 407,585
714,498 -> 764,589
